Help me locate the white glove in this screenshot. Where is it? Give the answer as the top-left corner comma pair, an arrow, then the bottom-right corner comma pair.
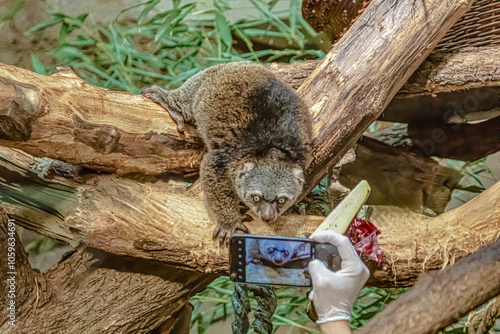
308,230 -> 370,324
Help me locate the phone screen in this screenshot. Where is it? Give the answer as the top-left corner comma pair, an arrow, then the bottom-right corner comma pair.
230,234 -> 340,287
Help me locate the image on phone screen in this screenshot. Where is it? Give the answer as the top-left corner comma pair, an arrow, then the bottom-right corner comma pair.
231,235 -> 340,287
246,237 -> 312,286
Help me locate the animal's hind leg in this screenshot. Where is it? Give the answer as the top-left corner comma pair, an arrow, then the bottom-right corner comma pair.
142,85 -> 185,134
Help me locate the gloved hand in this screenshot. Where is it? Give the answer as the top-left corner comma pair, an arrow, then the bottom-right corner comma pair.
308,230 -> 370,324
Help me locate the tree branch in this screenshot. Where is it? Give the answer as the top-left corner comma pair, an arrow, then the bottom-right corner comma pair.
0,65 -> 204,175
1,146 -> 499,287
355,238 -> 500,334
0,210 -> 215,333
5,22 -> 498,179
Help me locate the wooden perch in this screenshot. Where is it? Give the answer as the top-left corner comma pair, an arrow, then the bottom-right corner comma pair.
0,210 -> 215,333
273,46 -> 500,95
2,140 -> 500,329
3,38 -> 497,177
1,146 -> 499,286
355,238 -> 500,334
272,46 -> 500,123
0,65 -> 205,175
0,0 -> 489,332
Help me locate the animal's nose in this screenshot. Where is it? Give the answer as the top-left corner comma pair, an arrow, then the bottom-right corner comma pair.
260,203 -> 276,222
274,259 -> 283,264
260,213 -> 275,222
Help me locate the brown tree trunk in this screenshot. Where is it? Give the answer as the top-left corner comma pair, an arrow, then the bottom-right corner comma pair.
355,238 -> 500,334
2,146 -> 499,286
0,210 -> 215,334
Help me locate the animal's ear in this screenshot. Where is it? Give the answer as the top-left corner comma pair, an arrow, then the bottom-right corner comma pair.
236,162 -> 255,181
266,148 -> 286,160
243,162 -> 255,173
292,168 -> 305,185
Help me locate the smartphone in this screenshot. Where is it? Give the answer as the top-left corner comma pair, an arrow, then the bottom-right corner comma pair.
229,234 -> 341,287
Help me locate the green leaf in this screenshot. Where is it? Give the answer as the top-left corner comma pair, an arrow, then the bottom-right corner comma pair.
76,13 -> 89,24
30,54 -> 47,75
1,0 -> 25,22
242,28 -> 288,38
454,185 -> 485,193
215,11 -> 232,47
51,45 -> 86,60
58,22 -> 70,44
26,17 -> 65,35
138,0 -> 161,25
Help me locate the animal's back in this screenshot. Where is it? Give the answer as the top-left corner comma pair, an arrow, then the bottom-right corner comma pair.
193,63 -> 311,164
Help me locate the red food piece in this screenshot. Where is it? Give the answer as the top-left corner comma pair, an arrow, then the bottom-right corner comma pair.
346,218 -> 382,264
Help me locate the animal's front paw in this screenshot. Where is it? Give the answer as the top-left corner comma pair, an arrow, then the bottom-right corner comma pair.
287,204 -> 305,215
212,222 -> 249,247
212,225 -> 232,248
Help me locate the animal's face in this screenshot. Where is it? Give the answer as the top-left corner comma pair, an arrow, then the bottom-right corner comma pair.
258,240 -> 294,266
235,161 -> 305,223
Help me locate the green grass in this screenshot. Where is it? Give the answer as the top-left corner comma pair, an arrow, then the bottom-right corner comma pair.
190,276 -> 407,333
26,0 -> 324,94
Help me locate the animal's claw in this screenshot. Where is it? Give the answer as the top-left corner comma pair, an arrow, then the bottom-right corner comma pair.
239,214 -> 253,223
212,225 -> 232,248
235,221 -> 250,233
212,222 -> 249,248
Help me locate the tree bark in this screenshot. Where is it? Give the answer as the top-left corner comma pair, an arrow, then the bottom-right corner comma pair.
281,0 -> 475,195
273,46 -> 500,122
0,65 -> 205,175
4,28 -> 498,178
1,146 -> 499,287
0,210 -> 215,334
355,238 -> 500,334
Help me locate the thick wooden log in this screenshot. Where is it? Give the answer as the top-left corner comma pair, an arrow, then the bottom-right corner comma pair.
0,65 -> 204,175
273,46 -> 500,123
355,238 -> 500,334
4,29 -> 498,178
1,146 -> 499,287
0,210 -> 215,334
286,0 -> 475,194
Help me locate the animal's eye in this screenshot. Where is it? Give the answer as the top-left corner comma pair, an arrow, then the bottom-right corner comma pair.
277,197 -> 287,205
253,195 -> 261,203
284,250 -> 289,256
